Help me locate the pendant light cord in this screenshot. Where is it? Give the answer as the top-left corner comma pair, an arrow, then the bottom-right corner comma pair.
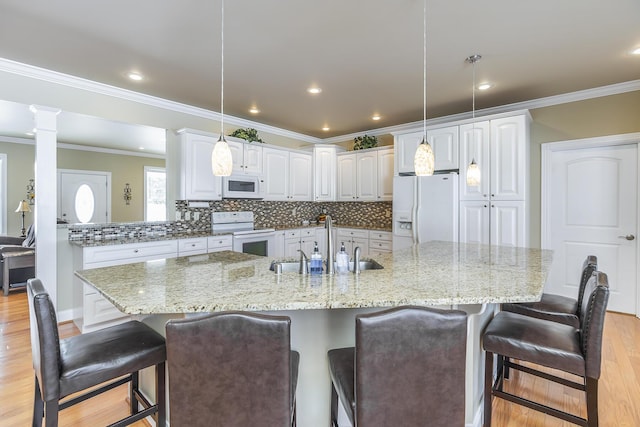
422,0 -> 427,140
220,0 -> 225,137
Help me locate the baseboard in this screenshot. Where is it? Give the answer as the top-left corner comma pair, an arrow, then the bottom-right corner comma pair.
56,308 -> 74,323
467,405 -> 484,427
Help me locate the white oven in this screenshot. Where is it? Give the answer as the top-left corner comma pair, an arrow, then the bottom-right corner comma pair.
222,176 -> 263,199
211,211 -> 275,257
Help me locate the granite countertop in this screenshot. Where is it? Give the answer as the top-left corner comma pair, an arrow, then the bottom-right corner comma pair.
75,241 -> 553,314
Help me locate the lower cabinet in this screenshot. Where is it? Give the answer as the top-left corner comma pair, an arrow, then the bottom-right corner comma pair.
207,235 -> 233,253
336,228 -> 370,256
459,200 -> 527,247
368,230 -> 393,255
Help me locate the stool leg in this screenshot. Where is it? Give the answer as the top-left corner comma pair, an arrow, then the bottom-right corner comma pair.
156,362 -> 166,427
32,377 -> 44,427
586,377 -> 599,427
44,401 -> 58,427
330,383 -> 338,427
130,371 -> 139,415
484,350 -> 494,427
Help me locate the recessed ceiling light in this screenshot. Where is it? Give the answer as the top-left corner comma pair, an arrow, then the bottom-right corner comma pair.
307,87 -> 322,94
139,147 -> 145,150
322,126 -> 330,131
249,107 -> 260,114
372,114 -> 381,121
128,72 -> 143,81
632,47 -> 640,55
478,83 -> 492,91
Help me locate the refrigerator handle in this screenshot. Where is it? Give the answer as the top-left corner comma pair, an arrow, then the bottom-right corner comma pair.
413,177 -> 420,244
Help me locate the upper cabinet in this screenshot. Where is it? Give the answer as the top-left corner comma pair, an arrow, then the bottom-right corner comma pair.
394,125 -> 459,175
459,121 -> 491,200
263,147 -> 312,201
313,145 -> 339,202
228,139 -> 263,175
173,129 -> 222,201
337,147 -> 394,202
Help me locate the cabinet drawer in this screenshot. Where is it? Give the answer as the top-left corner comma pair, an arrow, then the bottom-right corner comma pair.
300,229 -> 315,238
83,240 -> 178,268
337,228 -> 368,240
284,229 -> 301,239
84,292 -> 128,326
368,230 -> 392,241
369,239 -> 392,251
207,235 -> 233,252
178,237 -> 208,255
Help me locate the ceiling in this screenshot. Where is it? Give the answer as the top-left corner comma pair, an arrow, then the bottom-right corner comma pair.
0,0 -> 639,154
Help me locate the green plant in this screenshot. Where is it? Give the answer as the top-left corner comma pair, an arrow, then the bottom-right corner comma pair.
229,127 -> 265,143
353,134 -> 378,150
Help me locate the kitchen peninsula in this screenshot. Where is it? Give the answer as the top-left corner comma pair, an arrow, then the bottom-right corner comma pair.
75,241 -> 553,427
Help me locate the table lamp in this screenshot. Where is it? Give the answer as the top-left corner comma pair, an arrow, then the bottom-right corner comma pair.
15,200 -> 31,237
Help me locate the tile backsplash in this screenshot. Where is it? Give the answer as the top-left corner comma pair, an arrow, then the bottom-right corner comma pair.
176,200 -> 392,231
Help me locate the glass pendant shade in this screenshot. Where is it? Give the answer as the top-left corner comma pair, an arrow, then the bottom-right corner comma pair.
414,138 -> 435,176
212,136 -> 233,176
466,158 -> 481,186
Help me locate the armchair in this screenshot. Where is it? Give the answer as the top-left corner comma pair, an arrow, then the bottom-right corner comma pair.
1,224 -> 35,296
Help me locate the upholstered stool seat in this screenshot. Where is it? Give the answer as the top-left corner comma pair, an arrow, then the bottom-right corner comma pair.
483,271 -> 609,427
501,255 -> 597,328
327,306 -> 468,427
27,278 -> 166,427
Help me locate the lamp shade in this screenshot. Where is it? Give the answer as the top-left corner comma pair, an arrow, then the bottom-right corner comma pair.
414,138 -> 435,176
466,159 -> 481,186
15,200 -> 31,213
212,135 -> 233,176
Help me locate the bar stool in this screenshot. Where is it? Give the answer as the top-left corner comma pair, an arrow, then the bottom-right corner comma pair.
27,278 -> 167,427
166,312 -> 299,427
502,255 -> 597,327
483,271 -> 609,427
327,306 -> 468,427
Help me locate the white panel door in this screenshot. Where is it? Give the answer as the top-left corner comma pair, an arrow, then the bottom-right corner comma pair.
289,152 -> 313,201
459,201 -> 490,245
490,201 -> 526,247
227,140 -> 244,174
356,151 -> 377,201
183,135 -> 222,200
546,144 -> 637,314
337,154 -> 357,201
459,121 -> 490,201
376,148 -> 394,201
490,116 -> 527,200
262,148 -> 289,201
243,144 -> 263,175
395,131 -> 422,175
59,170 -> 110,224
428,125 -> 459,171
313,146 -> 336,202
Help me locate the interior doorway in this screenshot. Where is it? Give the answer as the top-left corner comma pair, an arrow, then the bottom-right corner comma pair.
58,169 -> 111,224
542,133 -> 640,316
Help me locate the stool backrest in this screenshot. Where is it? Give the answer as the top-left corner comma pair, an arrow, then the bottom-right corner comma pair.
579,271 -> 609,379
355,306 -> 468,427
166,312 -> 293,427
576,255 -> 598,315
26,278 -> 62,401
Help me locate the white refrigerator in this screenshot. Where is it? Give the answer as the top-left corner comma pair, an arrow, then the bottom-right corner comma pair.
392,174 -> 459,250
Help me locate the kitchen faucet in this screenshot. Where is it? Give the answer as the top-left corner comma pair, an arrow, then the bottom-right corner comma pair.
353,246 -> 361,274
298,249 -> 309,275
325,215 -> 335,275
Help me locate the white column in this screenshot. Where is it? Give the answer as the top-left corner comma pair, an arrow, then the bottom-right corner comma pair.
30,105 -> 61,308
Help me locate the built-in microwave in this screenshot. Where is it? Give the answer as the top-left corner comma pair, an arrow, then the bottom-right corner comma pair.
222,176 -> 263,199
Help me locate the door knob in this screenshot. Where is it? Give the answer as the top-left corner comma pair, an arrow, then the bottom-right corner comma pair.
618,234 -> 635,241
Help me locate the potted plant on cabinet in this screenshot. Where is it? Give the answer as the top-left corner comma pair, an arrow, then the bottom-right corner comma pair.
229,127 -> 265,143
353,134 -> 378,150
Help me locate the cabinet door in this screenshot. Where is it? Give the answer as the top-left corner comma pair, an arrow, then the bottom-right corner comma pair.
337,154 -> 357,201
243,144 -> 263,175
459,201 -> 490,245
314,146 -> 336,201
490,115 -> 527,200
227,140 -> 245,175
376,148 -> 394,201
182,134 -> 222,200
289,152 -> 313,201
395,131 -> 422,175
490,200 -> 527,247
352,237 -> 369,256
262,148 -> 289,201
428,125 -> 459,171
459,121 -> 490,201
272,231 -> 286,258
284,239 -> 302,258
356,151 -> 377,201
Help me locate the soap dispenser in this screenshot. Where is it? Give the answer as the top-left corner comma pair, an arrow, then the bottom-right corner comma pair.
336,242 -> 349,274
310,242 -> 323,275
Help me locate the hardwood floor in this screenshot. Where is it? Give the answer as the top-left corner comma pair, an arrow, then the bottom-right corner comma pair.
1,289 -> 639,426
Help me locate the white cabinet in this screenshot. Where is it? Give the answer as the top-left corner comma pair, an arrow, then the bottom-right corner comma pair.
178,237 -> 208,256
263,147 -> 313,201
73,240 -> 179,333
376,148 -> 394,201
207,235 -> 233,252
283,228 -> 318,257
337,148 -> 393,202
368,230 -> 393,255
273,230 -> 286,258
313,145 -> 338,202
336,228 -> 369,256
458,113 -> 530,247
394,126 -> 458,175
175,130 -> 222,200
228,139 -> 263,175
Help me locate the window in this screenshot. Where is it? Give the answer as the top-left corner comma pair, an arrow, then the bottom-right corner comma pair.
74,184 -> 95,224
144,167 -> 166,221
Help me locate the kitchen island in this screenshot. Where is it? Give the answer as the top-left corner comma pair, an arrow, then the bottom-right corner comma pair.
75,241 -> 553,427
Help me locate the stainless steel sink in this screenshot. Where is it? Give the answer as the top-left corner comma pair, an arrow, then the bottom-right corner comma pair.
270,259 -> 383,273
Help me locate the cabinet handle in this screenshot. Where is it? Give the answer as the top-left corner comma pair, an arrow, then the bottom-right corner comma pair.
491,204 -> 495,208
133,249 -> 139,253
191,243 -> 196,247
491,194 -> 495,197
484,205 -> 488,208
483,194 -> 487,198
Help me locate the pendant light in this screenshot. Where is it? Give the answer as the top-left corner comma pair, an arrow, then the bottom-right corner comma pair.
414,0 -> 435,176
465,54 -> 481,187
212,0 -> 233,176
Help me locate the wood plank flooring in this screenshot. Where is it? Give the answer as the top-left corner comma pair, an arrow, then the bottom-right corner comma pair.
1,289 -> 639,426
